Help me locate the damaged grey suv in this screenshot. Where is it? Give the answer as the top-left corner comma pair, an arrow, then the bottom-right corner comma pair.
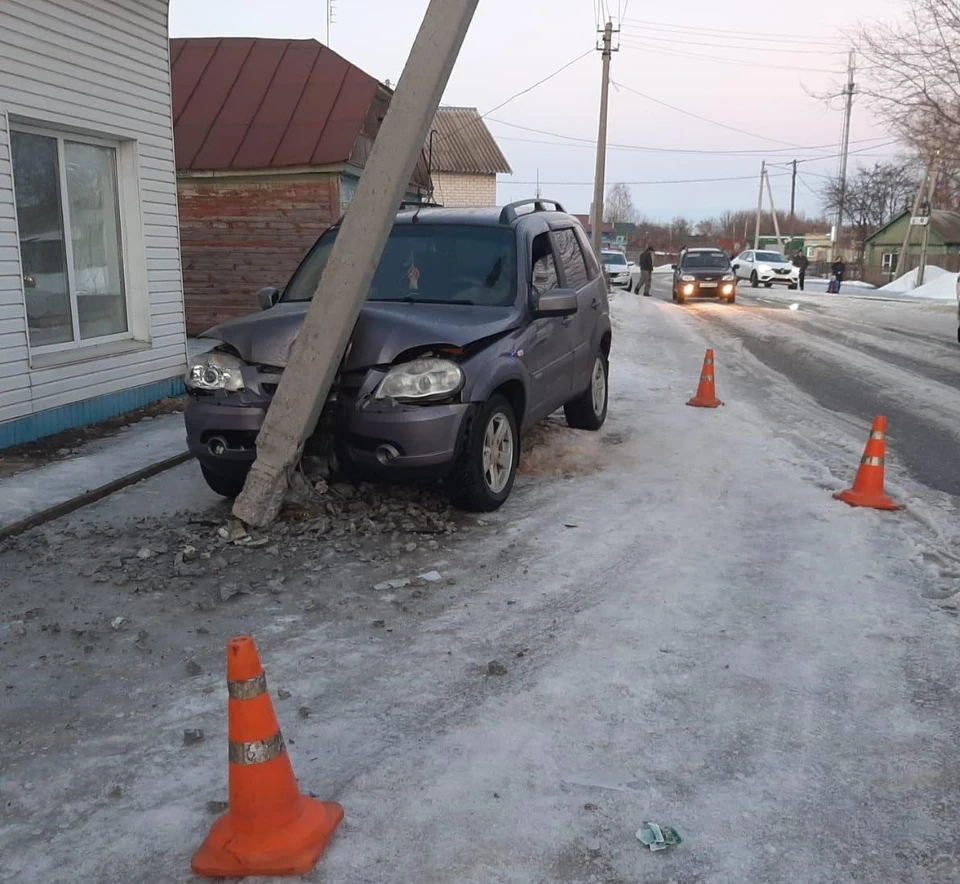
184,199 -> 612,511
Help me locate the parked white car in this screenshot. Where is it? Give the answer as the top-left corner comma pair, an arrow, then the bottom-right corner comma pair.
601,250 -> 631,289
733,249 -> 800,289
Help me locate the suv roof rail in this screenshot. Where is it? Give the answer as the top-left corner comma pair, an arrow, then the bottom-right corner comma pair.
498,199 -> 566,225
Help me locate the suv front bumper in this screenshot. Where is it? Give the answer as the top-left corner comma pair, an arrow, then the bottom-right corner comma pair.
185,391 -> 474,480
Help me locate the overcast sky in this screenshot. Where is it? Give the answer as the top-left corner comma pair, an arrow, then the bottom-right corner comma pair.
169,0 -> 905,224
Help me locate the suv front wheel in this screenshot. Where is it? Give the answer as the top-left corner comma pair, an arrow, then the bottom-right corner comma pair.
565,352 -> 609,431
449,394 -> 519,512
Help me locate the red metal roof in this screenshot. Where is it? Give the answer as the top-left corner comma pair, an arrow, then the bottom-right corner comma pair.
170,37 -> 384,173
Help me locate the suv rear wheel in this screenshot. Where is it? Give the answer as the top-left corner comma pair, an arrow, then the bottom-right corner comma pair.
565,352 -> 609,430
448,394 -> 519,512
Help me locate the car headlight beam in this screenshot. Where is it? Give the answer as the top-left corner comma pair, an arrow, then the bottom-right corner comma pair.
185,351 -> 246,392
376,358 -> 464,402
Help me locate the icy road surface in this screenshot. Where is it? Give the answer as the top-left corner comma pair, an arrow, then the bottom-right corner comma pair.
2,290 -> 960,883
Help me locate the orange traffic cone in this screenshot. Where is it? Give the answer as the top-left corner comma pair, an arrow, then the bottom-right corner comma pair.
191,636 -> 343,878
686,349 -> 723,408
834,416 -> 900,511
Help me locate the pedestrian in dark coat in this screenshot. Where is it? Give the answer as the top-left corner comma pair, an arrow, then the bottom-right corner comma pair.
829,257 -> 845,293
637,245 -> 654,297
792,250 -> 809,290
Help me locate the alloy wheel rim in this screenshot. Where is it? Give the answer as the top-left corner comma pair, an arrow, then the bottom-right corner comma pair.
591,357 -> 607,416
482,413 -> 514,493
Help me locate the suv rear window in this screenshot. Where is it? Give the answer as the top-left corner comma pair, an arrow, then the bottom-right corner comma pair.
283,225 -> 518,307
681,252 -> 731,270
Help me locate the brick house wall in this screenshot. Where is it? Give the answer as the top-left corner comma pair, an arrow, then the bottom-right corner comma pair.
178,173 -> 338,334
433,172 -> 497,207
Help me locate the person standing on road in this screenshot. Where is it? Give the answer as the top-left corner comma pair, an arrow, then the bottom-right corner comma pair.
830,256 -> 846,293
793,250 -> 809,291
637,245 -> 654,297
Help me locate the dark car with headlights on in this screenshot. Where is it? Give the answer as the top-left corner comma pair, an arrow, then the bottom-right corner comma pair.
671,248 -> 737,304
184,200 -> 612,512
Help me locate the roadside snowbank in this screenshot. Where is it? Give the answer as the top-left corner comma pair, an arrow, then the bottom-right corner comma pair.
879,265 -> 957,301
880,264 -> 957,301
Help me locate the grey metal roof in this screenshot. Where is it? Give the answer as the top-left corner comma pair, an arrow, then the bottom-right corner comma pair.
930,210 -> 960,244
428,107 -> 512,176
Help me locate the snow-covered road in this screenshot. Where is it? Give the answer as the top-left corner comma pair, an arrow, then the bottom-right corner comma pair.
2,290 -> 960,883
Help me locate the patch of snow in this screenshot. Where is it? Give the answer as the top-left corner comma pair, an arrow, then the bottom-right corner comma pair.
878,265 -> 957,301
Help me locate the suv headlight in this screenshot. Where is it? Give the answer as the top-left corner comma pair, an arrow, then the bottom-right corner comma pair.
376,358 -> 464,402
681,274 -> 695,281
722,273 -> 735,281
185,351 -> 246,392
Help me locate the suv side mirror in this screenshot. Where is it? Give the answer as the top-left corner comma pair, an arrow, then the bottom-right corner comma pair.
536,289 -> 578,318
257,286 -> 280,310
670,264 -> 677,270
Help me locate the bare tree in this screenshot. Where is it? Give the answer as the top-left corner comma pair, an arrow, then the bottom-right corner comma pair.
821,161 -> 920,267
858,0 -> 960,162
605,183 -> 638,223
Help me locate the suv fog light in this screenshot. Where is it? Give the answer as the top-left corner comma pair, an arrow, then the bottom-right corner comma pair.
683,284 -> 695,295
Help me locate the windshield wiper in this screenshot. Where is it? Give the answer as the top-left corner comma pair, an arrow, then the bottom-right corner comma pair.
386,296 -> 477,306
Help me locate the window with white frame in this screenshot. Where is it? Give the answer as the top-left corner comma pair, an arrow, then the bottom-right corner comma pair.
10,125 -> 128,350
881,252 -> 898,270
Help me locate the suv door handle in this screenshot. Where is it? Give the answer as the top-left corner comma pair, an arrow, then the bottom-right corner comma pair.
591,296 -> 600,308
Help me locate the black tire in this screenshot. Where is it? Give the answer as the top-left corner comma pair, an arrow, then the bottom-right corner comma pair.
750,271 -> 759,288
675,287 -> 686,304
764,282 -> 773,288
788,283 -> 798,290
200,463 -> 247,499
671,286 -> 677,303
724,295 -> 736,304
448,394 -> 519,512
565,352 -> 609,431
627,278 -> 634,293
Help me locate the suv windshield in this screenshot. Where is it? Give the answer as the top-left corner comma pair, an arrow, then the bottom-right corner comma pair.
282,224 -> 518,307
602,252 -> 627,266
682,253 -> 730,270
755,251 -> 788,263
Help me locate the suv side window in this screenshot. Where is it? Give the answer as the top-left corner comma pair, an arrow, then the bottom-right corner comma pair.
573,226 -> 601,279
553,228 -> 589,290
531,232 -> 560,299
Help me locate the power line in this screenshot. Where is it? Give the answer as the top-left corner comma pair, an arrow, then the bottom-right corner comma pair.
500,171 -> 793,187
622,18 -> 847,45
612,79 -> 802,147
619,40 -> 842,74
485,116 -> 893,158
477,48 -> 594,121
620,27 -> 844,54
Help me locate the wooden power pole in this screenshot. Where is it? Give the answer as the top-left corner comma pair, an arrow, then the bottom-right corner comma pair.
591,20 -> 614,256
233,0 -> 480,527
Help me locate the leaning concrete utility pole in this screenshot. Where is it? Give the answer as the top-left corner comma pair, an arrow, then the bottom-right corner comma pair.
894,166 -> 930,281
591,20 -> 614,256
233,0 -> 480,527
753,160 -> 766,249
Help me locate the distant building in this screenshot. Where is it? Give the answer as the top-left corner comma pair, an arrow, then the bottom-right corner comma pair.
428,107 -> 512,207
574,215 -> 616,247
170,38 -> 431,334
864,209 -> 960,284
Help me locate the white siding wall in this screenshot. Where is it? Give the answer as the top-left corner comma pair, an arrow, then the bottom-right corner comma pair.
0,0 -> 185,426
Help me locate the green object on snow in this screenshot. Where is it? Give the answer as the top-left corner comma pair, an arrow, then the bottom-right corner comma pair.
636,821 -> 682,851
